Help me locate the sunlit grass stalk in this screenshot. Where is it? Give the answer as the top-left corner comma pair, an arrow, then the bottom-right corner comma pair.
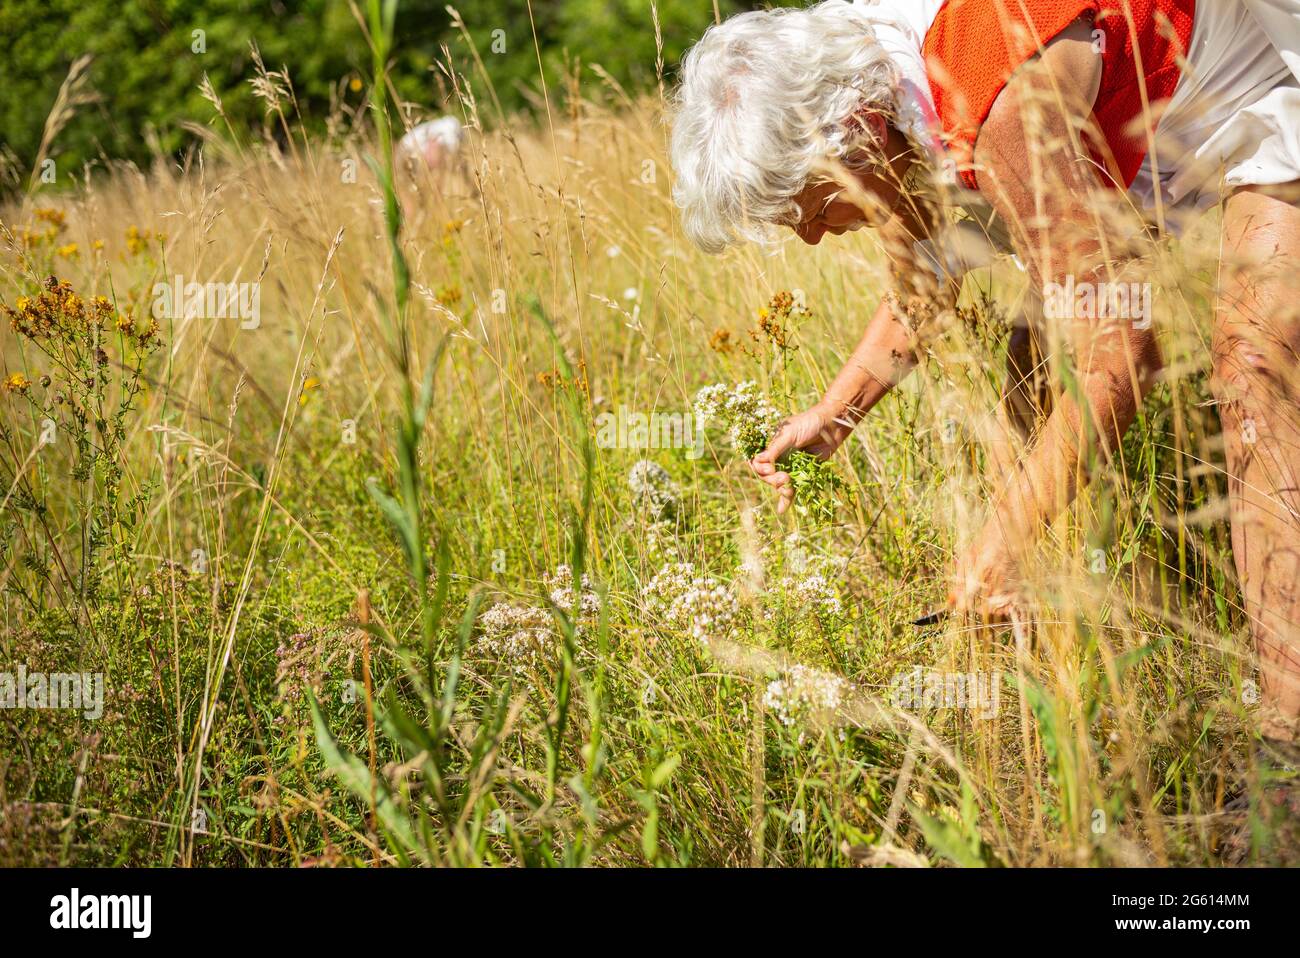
358,0 -> 437,691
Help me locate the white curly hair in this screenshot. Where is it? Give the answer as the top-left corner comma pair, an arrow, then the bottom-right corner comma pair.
670,0 -> 901,253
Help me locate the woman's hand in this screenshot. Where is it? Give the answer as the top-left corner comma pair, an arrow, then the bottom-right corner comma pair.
745,296 -> 917,514
748,402 -> 850,514
948,529 -> 1022,620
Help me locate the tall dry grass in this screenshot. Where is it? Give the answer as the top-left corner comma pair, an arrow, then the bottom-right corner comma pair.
0,17 -> 1275,866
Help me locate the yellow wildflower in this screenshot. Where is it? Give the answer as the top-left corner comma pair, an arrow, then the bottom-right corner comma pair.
126,225 -> 154,255
440,219 -> 466,249
298,376 -> 321,407
3,373 -> 31,394
34,208 -> 66,229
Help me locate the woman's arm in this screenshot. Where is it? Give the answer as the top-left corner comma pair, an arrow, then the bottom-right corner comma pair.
750,118 -> 961,511
749,292 -> 919,512
818,293 -> 919,426
751,195 -> 959,511
953,19 -> 1163,614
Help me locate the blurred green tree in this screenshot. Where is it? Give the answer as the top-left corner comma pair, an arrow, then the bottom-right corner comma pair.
0,0 -> 784,188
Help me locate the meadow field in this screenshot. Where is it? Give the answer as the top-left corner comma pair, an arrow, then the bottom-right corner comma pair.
0,11 -> 1282,868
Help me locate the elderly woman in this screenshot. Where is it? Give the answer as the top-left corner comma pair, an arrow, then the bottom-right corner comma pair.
672,0 -> 1300,757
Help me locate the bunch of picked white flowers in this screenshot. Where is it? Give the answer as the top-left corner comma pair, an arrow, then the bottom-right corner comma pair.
694,381 -> 843,522
693,381 -> 784,458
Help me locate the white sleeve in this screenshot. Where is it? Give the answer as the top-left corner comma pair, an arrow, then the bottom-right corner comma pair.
911,218 -> 1021,283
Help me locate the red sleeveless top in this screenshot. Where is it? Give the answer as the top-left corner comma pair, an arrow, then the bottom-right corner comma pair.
920,0 -> 1196,191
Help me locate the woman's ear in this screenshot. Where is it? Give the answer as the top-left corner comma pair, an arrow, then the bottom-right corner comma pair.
849,108 -> 889,153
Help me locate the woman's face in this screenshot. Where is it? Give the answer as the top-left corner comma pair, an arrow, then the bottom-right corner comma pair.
787,170 -> 901,245
785,118 -> 912,244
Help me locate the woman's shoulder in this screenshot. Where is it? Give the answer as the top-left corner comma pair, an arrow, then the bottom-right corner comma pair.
922,2 -> 1102,189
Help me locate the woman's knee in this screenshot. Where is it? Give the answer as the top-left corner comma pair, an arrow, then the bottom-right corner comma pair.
1211,311 -> 1300,409
1217,187 -> 1300,399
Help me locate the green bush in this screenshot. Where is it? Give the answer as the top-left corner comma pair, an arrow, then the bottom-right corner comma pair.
0,0 -> 777,183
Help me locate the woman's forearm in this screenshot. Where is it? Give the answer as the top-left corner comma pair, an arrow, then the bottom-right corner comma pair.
816,295 -> 919,426
982,326 -> 1161,550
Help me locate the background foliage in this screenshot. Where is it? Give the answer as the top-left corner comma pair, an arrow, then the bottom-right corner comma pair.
0,0 -> 780,181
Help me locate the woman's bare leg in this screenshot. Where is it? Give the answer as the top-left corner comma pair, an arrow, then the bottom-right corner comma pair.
1215,184 -> 1300,743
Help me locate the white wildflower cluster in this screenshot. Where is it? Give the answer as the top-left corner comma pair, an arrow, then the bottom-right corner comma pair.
760,532 -> 847,622
545,564 -> 600,618
628,458 -> 679,518
763,664 -> 850,730
786,573 -> 843,619
475,602 -> 555,674
476,566 -> 599,675
693,381 -> 783,458
642,519 -> 682,563
642,561 -> 741,643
